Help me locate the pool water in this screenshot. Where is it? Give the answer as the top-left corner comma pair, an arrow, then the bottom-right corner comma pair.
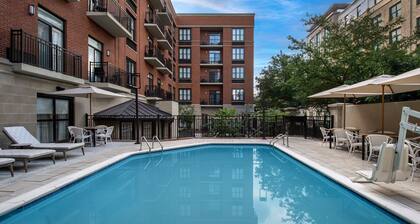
0,144 -> 405,224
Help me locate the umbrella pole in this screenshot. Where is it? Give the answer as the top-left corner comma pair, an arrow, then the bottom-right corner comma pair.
343,94 -> 346,129
381,85 -> 385,134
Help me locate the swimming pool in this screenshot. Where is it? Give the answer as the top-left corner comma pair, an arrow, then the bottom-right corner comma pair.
0,144 -> 405,223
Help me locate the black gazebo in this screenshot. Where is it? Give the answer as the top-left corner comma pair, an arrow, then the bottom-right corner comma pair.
93,100 -> 173,140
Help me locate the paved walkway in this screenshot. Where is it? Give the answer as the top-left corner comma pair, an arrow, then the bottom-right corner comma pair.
0,137 -> 418,214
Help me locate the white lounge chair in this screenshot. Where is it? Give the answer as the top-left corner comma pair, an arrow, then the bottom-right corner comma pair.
3,126 -> 85,161
346,131 -> 363,155
0,158 -> 15,177
0,148 -> 55,172
404,140 -> 420,181
366,134 -> 392,161
353,143 -> 395,183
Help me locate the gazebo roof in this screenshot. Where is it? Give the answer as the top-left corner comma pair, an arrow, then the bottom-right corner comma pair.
94,100 -> 172,120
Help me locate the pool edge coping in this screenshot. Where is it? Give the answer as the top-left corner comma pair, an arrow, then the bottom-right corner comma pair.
0,142 -> 417,223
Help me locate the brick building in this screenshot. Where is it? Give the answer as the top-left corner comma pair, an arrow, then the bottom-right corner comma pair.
0,0 -> 254,144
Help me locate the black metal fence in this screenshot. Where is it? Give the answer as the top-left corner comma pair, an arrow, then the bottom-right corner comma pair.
173,115 -> 334,139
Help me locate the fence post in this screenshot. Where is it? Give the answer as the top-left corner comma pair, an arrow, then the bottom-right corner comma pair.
193,115 -> 196,137
304,115 -> 308,139
262,109 -> 266,139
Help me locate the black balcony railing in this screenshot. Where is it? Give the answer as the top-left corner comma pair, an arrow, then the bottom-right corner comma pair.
179,58 -> 191,64
201,97 -> 223,105
145,10 -> 165,34
165,31 -> 173,46
201,40 -> 222,45
145,85 -> 165,98
89,62 -> 137,88
165,59 -> 173,71
88,0 -> 130,30
8,29 -> 82,78
201,59 -> 222,64
145,46 -> 165,64
201,76 -> 223,83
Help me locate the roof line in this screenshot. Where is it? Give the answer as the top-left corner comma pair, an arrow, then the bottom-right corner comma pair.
176,13 -> 255,16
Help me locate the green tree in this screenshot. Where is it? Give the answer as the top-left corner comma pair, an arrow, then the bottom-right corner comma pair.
257,12 -> 420,109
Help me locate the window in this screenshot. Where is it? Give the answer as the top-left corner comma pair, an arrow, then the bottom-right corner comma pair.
389,27 -> 402,43
88,37 -> 103,82
179,28 -> 191,41
232,28 -> 244,42
38,7 -> 64,72
147,73 -> 153,86
37,95 -> 73,143
315,32 -> 321,46
209,33 -> 221,45
232,48 -> 244,61
179,48 -> 191,62
209,50 -> 221,63
232,67 -> 244,80
209,90 -> 221,105
372,14 -> 382,26
126,58 -> 136,87
179,88 -> 192,101
389,2 -> 401,21
232,89 -> 244,101
179,67 -> 191,80
231,168 -> 244,180
126,11 -> 136,50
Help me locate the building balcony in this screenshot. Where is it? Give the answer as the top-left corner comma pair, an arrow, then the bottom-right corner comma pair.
232,59 -> 245,64
232,79 -> 245,83
201,98 -> 223,107
144,11 -> 165,39
232,40 -> 245,45
144,46 -> 165,68
200,59 -> 223,66
179,59 -> 191,64
87,0 -> 132,38
157,7 -> 172,25
200,40 -> 223,48
178,78 -> 192,83
200,76 -> 223,85
149,0 -> 164,10
157,31 -> 173,51
145,85 -> 174,101
179,40 -> 192,46
7,29 -> 84,85
157,60 -> 173,76
88,62 -> 135,93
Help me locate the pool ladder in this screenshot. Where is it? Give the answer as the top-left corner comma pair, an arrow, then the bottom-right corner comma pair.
270,132 -> 289,147
140,136 -> 164,152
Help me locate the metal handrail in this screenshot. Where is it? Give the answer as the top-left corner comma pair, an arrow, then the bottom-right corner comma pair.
140,136 -> 152,152
270,132 -> 289,147
152,136 -> 164,151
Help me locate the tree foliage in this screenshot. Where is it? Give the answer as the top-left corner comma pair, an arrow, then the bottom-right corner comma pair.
257,12 -> 420,109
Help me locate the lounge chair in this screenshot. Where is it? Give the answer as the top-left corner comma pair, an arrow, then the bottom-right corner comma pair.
0,148 -> 55,172
3,126 -> 85,161
353,143 -> 395,183
0,158 -> 15,177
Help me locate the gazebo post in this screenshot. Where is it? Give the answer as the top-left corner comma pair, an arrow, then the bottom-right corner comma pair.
135,87 -> 140,144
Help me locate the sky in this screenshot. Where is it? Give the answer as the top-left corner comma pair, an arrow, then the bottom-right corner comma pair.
171,0 -> 350,84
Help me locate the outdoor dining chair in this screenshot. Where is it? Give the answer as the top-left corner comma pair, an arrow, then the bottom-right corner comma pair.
366,134 -> 392,161
346,131 -> 363,155
334,129 -> 349,150
68,126 -> 92,147
320,127 -> 332,145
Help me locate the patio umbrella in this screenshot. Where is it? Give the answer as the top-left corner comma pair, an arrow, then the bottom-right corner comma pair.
378,68 -> 420,85
336,75 -> 420,133
309,85 -> 376,128
49,86 -> 129,125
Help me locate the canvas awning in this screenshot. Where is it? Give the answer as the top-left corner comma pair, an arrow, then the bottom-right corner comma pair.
94,100 -> 172,120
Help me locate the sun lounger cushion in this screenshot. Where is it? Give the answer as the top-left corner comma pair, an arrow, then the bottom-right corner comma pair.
0,158 -> 14,166
3,126 -> 40,145
0,149 -> 55,159
31,143 -> 84,151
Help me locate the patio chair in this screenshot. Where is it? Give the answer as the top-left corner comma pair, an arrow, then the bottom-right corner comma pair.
0,148 -> 55,172
405,140 -> 420,181
68,126 -> 92,146
105,126 -> 114,143
346,131 -> 363,155
3,126 -> 85,161
334,129 -> 348,150
320,127 -> 332,145
0,158 -> 15,177
366,134 -> 392,161
95,125 -> 107,145
353,143 -> 395,183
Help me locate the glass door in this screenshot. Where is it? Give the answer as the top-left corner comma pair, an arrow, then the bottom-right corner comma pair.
209,90 -> 221,105
88,37 -> 103,82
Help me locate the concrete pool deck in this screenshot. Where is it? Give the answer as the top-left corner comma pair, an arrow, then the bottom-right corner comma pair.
0,138 -> 418,222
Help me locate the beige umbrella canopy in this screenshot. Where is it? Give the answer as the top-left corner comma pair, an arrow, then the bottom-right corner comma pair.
379,68 -> 420,85
336,74 -> 420,133
49,86 -> 129,125
309,85 -> 377,128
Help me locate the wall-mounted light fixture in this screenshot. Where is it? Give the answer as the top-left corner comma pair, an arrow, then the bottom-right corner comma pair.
28,4 -> 35,16
106,50 -> 110,57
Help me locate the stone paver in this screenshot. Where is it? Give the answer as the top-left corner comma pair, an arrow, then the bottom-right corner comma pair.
0,137 -> 418,215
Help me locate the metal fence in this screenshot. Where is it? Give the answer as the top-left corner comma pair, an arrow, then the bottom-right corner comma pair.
172,115 -> 334,139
